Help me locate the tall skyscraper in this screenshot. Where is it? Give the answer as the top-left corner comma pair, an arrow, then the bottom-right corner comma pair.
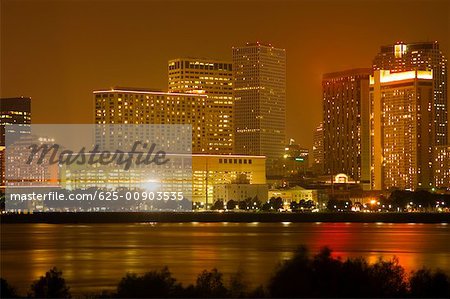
0,97 -> 32,189
370,70 -> 434,190
373,41 -> 448,145
312,122 -> 324,175
168,58 -> 234,154
232,42 -> 286,172
322,69 -> 371,186
94,87 -> 207,152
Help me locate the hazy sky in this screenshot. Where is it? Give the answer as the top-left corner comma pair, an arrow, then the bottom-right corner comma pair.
1,0 -> 449,150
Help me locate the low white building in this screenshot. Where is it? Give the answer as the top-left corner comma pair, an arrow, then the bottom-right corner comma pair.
269,186 -> 319,204
213,184 -> 268,203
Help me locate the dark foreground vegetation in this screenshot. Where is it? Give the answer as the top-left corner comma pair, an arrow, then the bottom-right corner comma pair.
1,247 -> 449,298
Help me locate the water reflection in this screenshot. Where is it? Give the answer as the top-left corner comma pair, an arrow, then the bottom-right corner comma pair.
1,222 -> 449,295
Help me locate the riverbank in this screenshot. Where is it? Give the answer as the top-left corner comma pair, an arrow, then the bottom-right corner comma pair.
1,211 -> 449,223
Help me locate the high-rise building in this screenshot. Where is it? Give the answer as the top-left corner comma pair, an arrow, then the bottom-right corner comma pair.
168,58 -> 234,154
373,41 -> 448,145
370,70 -> 434,190
0,97 -> 32,190
94,87 -> 207,152
232,42 -> 286,172
0,97 -> 32,146
433,146 -> 449,189
312,122 -> 324,175
93,87 -> 267,207
322,69 -> 371,186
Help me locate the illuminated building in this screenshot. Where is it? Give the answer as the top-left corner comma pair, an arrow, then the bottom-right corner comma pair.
273,139 -> 309,177
0,97 -> 32,190
433,146 -> 449,189
93,87 -> 267,208
312,122 -> 324,175
168,58 -> 234,154
192,154 -> 266,208
370,70 -> 434,190
5,135 -> 58,187
269,186 -> 319,209
61,154 -> 267,208
94,87 -> 207,153
322,69 -> 371,187
232,42 -> 286,173
373,41 -> 448,145
213,184 -> 268,205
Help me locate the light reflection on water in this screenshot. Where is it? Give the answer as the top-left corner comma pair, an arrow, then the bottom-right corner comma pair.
1,222 -> 449,295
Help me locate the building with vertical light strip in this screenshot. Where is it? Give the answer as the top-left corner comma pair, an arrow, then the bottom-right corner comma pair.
370,70 -> 434,190
168,58 -> 234,154
232,42 -> 286,174
322,69 -> 371,187
312,122 -> 324,175
373,41 -> 448,145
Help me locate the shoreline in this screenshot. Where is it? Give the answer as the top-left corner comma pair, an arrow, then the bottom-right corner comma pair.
1,212 -> 450,224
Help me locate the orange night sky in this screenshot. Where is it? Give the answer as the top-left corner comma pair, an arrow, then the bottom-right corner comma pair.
1,0 -> 449,150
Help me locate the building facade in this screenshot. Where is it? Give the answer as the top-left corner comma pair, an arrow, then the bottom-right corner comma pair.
322,69 -> 371,186
213,184 -> 268,204
433,146 -> 449,189
0,97 -> 32,190
312,122 -> 324,175
373,41 -> 448,145
272,139 -> 309,177
193,154 -> 266,208
269,186 -> 319,209
94,88 -> 207,153
168,58 -> 234,154
370,70 -> 434,190
232,42 -> 286,172
60,154 -> 266,208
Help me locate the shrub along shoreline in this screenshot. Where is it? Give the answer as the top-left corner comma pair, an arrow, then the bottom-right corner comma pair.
1,246 -> 449,298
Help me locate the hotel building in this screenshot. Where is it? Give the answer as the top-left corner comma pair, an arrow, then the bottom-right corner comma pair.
94,87 -> 207,152
373,41 -> 448,145
93,88 -> 266,207
370,70 -> 434,190
232,42 -> 286,172
322,69 -> 371,186
168,58 -> 234,154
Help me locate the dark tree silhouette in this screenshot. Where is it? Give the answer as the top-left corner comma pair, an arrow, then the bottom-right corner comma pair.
211,200 -> 224,210
195,269 -> 228,298
29,267 -> 71,298
226,200 -> 237,210
290,201 -> 299,211
268,246 -> 409,298
409,268 -> 450,298
269,197 -> 283,210
116,267 -> 183,298
1,278 -> 18,298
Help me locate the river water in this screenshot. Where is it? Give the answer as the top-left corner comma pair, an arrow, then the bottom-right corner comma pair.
1,222 -> 449,295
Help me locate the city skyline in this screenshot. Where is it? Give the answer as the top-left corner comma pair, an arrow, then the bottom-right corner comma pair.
1,0 -> 449,151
